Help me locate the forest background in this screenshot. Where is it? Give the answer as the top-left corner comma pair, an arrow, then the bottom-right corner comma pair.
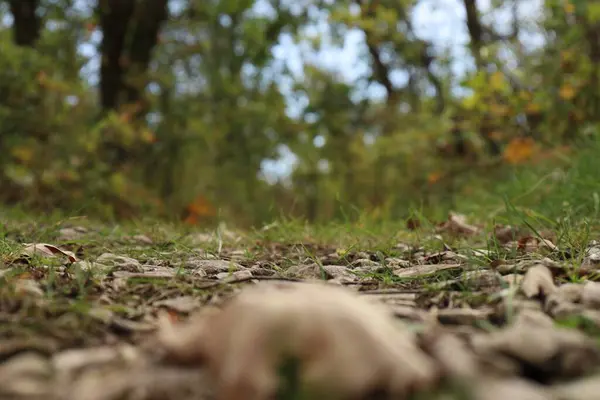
0,0 -> 598,228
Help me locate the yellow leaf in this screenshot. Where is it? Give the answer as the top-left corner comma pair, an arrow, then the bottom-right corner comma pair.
490,103 -> 510,117
525,103 -> 542,114
564,1 -> 575,14
462,95 -> 478,110
559,84 -> 576,100
141,129 -> 156,143
490,71 -> 505,91
560,50 -> 574,63
11,146 -> 34,163
503,137 -> 536,165
109,172 -> 127,195
518,91 -> 532,101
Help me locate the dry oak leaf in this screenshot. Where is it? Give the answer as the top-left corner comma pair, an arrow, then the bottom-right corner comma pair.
520,264 -> 557,299
517,236 -> 558,253
21,243 -> 78,263
492,224 -> 525,244
503,137 -> 536,165
435,212 -> 480,237
156,281 -> 438,400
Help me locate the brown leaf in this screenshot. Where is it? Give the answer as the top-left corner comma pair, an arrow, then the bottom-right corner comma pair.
96,253 -> 142,272
435,212 -> 480,237
154,296 -> 201,314
0,352 -> 52,397
156,282 -> 438,399
421,331 -> 479,380
493,224 -> 524,244
393,263 -> 462,278
181,259 -> 242,275
552,375 -> 600,400
471,310 -> 600,380
406,217 -> 421,230
22,243 -> 78,263
472,377 -> 555,400
517,236 -> 558,253
581,282 -> 600,308
520,264 -> 556,298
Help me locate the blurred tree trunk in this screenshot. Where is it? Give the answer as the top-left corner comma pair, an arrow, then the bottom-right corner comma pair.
7,0 -> 41,47
98,0 -> 168,164
461,0 -> 503,156
98,0 -> 135,112
98,0 -> 168,117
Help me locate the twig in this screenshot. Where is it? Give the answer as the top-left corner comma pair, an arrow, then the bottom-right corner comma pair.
195,275 -> 301,289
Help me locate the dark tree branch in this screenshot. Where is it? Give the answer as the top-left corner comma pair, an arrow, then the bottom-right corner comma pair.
463,0 -> 484,68
355,0 -> 398,104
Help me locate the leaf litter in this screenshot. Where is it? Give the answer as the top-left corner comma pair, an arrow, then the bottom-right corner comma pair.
2,215 -> 600,399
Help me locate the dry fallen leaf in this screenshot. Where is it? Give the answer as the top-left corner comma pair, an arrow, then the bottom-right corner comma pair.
181,259 -> 243,275
471,310 -> 600,380
22,243 -> 78,263
517,236 -> 558,253
436,212 -> 480,237
472,377 -> 555,400
393,263 -> 462,279
582,282 -> 600,308
493,224 -> 524,244
552,374 -> 600,400
96,253 -> 141,272
421,331 -> 479,380
0,352 -> 52,397
582,244 -> 600,269
156,281 -> 438,399
520,264 -> 556,298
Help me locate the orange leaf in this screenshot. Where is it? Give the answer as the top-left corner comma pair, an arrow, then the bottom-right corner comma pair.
85,22 -> 96,32
503,137 -> 536,165
427,171 -> 443,185
141,129 -> 157,143
559,84 -> 576,100
36,71 -> 47,86
184,195 -> 216,224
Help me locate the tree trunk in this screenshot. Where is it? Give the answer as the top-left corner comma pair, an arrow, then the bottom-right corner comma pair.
123,0 -> 169,114
97,0 -> 168,164
8,0 -> 41,47
98,0 -> 136,111
98,0 -> 168,116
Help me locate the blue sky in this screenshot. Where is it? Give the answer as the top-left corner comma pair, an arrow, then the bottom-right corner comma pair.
261,0 -> 544,181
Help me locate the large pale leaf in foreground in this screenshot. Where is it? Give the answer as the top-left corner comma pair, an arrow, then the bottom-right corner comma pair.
157,281 -> 438,400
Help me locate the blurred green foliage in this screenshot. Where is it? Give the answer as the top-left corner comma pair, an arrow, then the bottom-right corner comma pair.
0,0 -> 599,226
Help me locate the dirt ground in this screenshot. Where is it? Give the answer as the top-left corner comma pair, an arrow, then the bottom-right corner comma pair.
2,220 -> 600,400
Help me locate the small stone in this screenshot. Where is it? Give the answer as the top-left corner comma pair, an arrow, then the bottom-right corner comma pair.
97,253 -> 142,272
